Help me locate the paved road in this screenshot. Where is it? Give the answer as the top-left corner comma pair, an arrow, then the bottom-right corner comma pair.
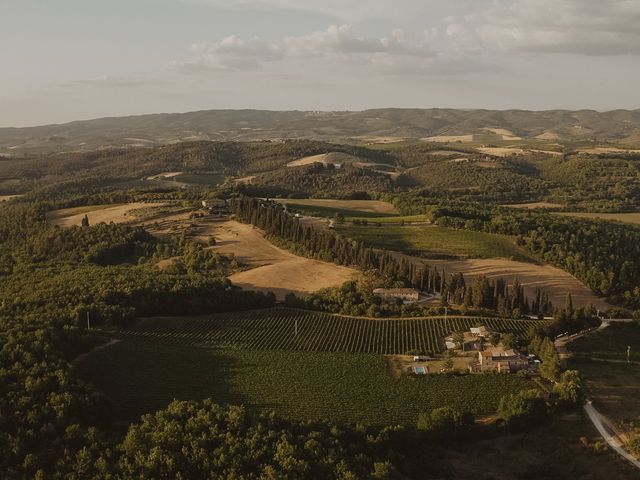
584,401 -> 640,470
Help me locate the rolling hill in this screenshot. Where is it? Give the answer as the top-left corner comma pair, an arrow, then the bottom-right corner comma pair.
2,108 -> 640,155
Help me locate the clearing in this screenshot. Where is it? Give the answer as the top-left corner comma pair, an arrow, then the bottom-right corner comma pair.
47,202 -> 166,228
210,220 -> 356,300
556,211 -> 640,226
273,198 -> 397,214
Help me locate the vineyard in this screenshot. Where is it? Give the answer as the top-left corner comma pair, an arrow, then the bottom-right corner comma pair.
76,342 -> 533,425
117,307 -> 544,354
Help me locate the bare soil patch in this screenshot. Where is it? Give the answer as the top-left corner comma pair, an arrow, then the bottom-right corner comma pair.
48,202 -> 169,228
210,221 -> 357,300
395,253 -> 610,310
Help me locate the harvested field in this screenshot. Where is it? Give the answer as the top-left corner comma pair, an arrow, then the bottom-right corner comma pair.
423,134 -> 474,143
478,147 -> 562,157
504,202 -> 564,210
210,221 -> 356,300
535,131 -> 559,140
397,254 -> 610,310
0,195 -> 21,202
481,128 -> 522,141
274,198 -> 397,214
556,211 -> 640,225
47,203 -> 166,228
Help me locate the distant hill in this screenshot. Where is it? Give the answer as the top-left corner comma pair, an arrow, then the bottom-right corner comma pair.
2,108 -> 640,154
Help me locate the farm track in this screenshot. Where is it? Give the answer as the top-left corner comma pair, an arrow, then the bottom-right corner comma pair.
116,307 -> 543,355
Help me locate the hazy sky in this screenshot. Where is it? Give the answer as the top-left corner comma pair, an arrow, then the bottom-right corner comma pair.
2,0 -> 640,126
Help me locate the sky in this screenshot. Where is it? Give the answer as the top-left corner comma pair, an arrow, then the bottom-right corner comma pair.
2,0 -> 640,127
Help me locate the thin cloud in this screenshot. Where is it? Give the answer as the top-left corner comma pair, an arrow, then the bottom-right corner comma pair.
60,75 -> 156,88
446,0 -> 640,56
174,25 -> 437,72
184,0 -> 425,21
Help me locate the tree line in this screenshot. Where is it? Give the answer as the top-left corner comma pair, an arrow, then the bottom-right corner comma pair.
233,196 -> 550,318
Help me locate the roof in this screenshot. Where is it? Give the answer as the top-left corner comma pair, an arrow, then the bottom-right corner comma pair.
471,326 -> 491,335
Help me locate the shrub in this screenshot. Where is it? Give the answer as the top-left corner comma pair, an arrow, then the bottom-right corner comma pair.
497,389 -> 547,429
417,407 -> 474,440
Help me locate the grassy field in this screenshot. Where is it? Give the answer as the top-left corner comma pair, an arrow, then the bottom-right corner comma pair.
348,214 -> 430,224
341,225 -> 535,262
444,411 -> 637,479
275,198 -> 397,216
284,203 -> 398,219
115,308 -> 543,354
76,340 -> 532,425
569,323 -> 640,362
570,358 -> 640,425
556,211 -> 640,226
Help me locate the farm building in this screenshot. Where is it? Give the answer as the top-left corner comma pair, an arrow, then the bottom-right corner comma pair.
373,288 -> 420,303
470,326 -> 494,338
471,349 -> 529,373
445,325 -> 494,351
